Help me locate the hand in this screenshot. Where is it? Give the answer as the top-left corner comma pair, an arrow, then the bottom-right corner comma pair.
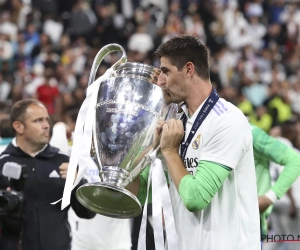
59,163 -> 69,179
160,119 -> 184,156
258,195 -> 273,214
150,68 -> 161,85
289,203 -> 297,218
152,119 -> 165,148
151,68 -> 172,106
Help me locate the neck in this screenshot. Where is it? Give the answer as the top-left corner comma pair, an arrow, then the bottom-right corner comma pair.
16,137 -> 46,157
185,81 -> 213,116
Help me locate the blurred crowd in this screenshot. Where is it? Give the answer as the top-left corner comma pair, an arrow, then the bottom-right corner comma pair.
0,0 -> 300,144
1,0 -> 300,249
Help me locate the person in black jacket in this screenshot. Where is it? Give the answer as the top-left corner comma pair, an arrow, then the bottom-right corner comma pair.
0,98 -> 95,250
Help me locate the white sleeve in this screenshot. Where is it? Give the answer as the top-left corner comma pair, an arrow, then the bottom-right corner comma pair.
200,111 -> 252,169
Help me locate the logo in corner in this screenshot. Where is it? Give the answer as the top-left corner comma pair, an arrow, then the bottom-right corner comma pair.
192,134 -> 201,150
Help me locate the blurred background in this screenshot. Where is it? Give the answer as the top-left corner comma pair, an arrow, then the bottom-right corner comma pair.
0,0 -> 300,141
1,0 -> 300,249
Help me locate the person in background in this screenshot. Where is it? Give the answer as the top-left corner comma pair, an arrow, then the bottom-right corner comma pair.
251,121 -> 300,245
49,117 -> 132,250
0,98 -> 94,250
34,67 -> 62,122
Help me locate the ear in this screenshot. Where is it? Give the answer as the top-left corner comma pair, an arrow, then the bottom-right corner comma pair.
12,121 -> 25,135
185,62 -> 195,77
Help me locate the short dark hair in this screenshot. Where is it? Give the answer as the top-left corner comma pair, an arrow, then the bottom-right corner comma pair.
10,99 -> 44,129
154,35 -> 210,80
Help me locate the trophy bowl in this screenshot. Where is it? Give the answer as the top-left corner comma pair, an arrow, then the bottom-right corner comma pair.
76,44 -> 165,218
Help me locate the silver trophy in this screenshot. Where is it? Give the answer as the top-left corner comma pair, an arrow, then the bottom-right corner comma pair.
75,44 -> 172,218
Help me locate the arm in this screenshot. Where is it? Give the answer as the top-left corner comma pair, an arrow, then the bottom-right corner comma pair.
135,159 -> 169,206
252,125 -> 300,212
127,119 -> 166,203
162,141 -> 231,212
179,161 -> 230,212
160,119 -> 188,190
136,165 -> 152,205
159,120 -> 231,212
59,163 -> 95,219
70,179 -> 96,219
287,188 -> 297,218
161,113 -> 252,212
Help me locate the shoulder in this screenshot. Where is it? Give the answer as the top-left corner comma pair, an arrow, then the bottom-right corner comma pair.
56,151 -> 70,161
43,145 -> 69,162
210,99 -> 250,131
211,99 -> 246,122
0,154 -> 11,168
205,100 -> 252,147
0,154 -> 11,162
53,149 -> 69,162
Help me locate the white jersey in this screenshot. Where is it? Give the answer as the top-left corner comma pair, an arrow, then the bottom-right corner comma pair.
69,164 -> 132,250
169,98 -> 260,250
69,209 -> 132,250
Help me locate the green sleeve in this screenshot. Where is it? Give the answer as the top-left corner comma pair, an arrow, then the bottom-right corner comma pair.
271,147 -> 300,198
137,166 -> 169,206
251,124 -> 300,198
179,161 -> 230,212
137,166 -> 152,205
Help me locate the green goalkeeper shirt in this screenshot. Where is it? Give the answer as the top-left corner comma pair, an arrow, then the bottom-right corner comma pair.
251,124 -> 300,235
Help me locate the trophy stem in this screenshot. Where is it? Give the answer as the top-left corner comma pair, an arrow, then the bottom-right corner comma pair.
100,166 -> 130,187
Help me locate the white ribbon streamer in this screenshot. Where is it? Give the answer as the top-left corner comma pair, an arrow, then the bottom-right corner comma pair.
137,150 -> 178,250
152,158 -> 165,250
137,163 -> 153,250
52,67 -> 114,208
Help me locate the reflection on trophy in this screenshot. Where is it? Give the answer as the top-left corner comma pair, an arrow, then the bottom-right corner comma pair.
75,44 -> 173,218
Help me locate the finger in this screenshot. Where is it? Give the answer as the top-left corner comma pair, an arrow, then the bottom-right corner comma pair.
59,166 -> 67,171
156,120 -> 165,131
157,119 -> 165,126
162,123 -> 169,133
59,163 -> 68,170
151,68 -> 161,84
164,120 -> 171,132
176,119 -> 184,131
166,119 -> 175,126
60,170 -> 68,178
169,119 -> 177,131
61,174 -> 67,179
60,169 -> 67,174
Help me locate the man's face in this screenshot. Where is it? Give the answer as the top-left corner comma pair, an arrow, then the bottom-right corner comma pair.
157,57 -> 186,104
22,104 -> 50,146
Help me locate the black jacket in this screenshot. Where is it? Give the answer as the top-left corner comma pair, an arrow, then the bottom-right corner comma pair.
0,142 -> 95,250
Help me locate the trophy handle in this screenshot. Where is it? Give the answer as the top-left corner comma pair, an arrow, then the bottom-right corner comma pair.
88,43 -> 127,86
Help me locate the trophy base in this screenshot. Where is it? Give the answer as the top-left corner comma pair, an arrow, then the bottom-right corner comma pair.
76,182 -> 142,218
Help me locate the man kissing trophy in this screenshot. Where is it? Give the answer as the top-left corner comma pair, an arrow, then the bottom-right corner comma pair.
57,43 -> 177,220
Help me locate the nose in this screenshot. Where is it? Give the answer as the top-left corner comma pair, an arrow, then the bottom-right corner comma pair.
43,120 -> 50,129
157,71 -> 166,87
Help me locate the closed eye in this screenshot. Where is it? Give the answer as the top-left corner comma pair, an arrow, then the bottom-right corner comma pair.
160,66 -> 169,75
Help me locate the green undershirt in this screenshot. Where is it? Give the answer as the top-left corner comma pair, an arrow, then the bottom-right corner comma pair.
179,161 -> 230,212
137,161 -> 231,211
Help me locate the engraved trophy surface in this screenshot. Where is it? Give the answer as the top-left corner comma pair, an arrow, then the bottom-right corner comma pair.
76,44 -> 166,218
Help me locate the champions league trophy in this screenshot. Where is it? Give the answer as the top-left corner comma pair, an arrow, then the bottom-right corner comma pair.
75,44 -> 172,218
